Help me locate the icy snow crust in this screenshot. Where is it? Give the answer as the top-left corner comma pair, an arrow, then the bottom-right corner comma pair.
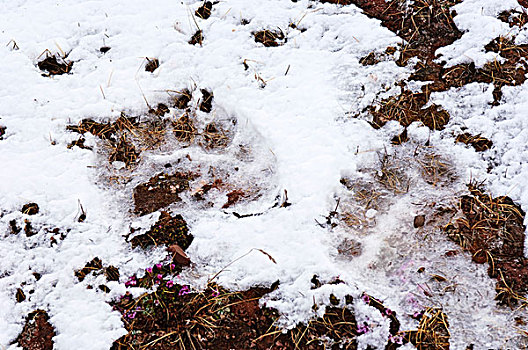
0,0 -> 527,349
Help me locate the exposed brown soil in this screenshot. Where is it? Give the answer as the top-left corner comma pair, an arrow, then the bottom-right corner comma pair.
391,129 -> 409,145
254,29 -> 285,47
108,136 -> 139,166
133,171 -> 198,215
355,1 -> 528,137
222,189 -> 247,208
111,281 -> 360,350
189,30 -> 204,46
444,183 -> 528,306
199,89 -> 214,113
10,219 -> 21,234
67,116 -> 141,165
370,90 -> 450,130
130,211 -> 193,250
369,34 -> 528,133
75,257 -> 120,283
498,9 -> 528,28
196,1 -> 213,19
67,117 -> 137,141
455,133 -> 493,152
24,220 -> 37,237
16,310 -> 55,350
320,0 -> 353,4
172,114 -> 196,142
75,257 -> 103,281
201,122 -> 230,148
67,137 -> 92,150
145,58 -> 160,73
16,288 -> 26,302
22,203 -> 39,215
38,55 -> 73,76
347,0 -> 462,64
148,103 -> 170,117
400,308 -> 450,350
172,89 -> 192,109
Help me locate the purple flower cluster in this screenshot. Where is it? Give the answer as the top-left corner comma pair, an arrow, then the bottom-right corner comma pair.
178,285 -> 190,296
389,334 -> 404,345
361,294 -> 370,304
356,322 -> 370,335
124,276 -> 137,287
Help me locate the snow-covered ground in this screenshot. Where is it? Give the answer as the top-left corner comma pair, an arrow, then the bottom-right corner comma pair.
1,0 -> 528,349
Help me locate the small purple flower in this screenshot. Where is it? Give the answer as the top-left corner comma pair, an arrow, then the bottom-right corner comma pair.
157,274 -> 163,280
170,264 -> 176,270
211,289 -> 219,297
145,267 -> 153,274
155,263 -> 162,269
356,323 -> 370,334
362,294 -> 370,304
389,335 -> 404,345
179,285 -> 190,296
385,308 -> 393,317
125,279 -> 137,287
126,311 -> 137,319
166,280 -> 174,288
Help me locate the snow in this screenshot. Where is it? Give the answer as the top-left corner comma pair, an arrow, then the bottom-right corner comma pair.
1,0 -> 528,349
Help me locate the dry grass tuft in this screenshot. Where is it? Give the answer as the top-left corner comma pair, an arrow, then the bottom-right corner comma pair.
444,182 -> 528,306
370,90 -> 450,131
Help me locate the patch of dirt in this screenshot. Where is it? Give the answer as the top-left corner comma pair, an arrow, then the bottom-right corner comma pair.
74,257 -> 103,281
368,34 -> 528,133
145,58 -> 160,73
148,103 -> 170,117
24,220 -> 37,237
254,29 -> 285,47
22,203 -> 39,215
196,1 -> 213,19
16,310 -> 55,350
9,219 -> 21,234
0,125 -> 6,139
16,287 -> 26,302
133,171 -> 198,215
498,9 -> 528,28
130,211 -> 193,250
111,281 -> 360,350
397,308 -> 450,350
200,122 -> 230,149
369,90 -> 450,130
320,0 -> 353,4
67,137 -> 92,150
67,116 -> 137,141
346,0 -> 462,64
172,89 -> 192,109
38,54 -> 73,76
359,47 -> 397,66
67,117 -> 141,166
172,113 -> 196,143
455,133 -> 493,152
108,135 -> 139,166
199,89 -> 214,113
444,183 -> 528,306
189,30 -> 204,46
222,189 -> 247,208
74,257 -> 120,283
